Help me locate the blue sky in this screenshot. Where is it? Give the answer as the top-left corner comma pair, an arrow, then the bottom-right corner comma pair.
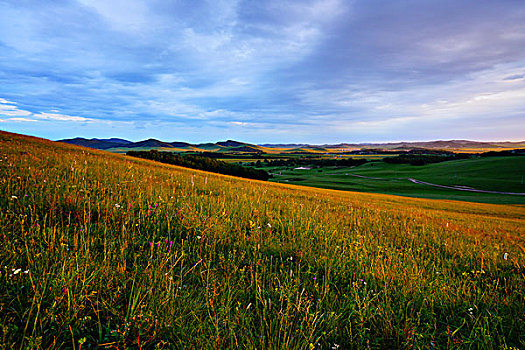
0,0 -> 524,144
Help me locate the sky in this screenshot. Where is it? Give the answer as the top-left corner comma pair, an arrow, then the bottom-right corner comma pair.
0,0 -> 524,144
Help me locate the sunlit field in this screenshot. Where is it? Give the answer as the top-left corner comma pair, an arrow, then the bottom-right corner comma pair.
1,131 -> 524,349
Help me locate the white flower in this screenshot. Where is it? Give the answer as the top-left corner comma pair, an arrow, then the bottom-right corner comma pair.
13,268 -> 21,275
115,204 -> 121,208
503,252 -> 508,260
266,223 -> 271,228
197,235 -> 202,240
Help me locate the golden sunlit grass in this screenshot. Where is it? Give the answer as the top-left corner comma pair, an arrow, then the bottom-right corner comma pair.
1,131 -> 524,349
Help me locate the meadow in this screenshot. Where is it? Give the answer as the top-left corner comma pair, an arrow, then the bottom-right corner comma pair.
0,131 -> 524,349
265,156 -> 525,205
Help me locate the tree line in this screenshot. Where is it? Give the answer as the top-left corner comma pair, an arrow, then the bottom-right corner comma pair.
127,150 -> 270,181
255,157 -> 367,168
383,153 -> 471,166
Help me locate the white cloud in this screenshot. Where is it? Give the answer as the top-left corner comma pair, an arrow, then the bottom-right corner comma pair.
9,117 -> 38,122
232,121 -> 248,126
1,98 -> 97,124
0,99 -> 32,117
33,112 -> 93,122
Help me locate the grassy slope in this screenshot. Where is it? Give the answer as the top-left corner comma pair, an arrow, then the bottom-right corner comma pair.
268,157 -> 525,205
1,131 -> 524,349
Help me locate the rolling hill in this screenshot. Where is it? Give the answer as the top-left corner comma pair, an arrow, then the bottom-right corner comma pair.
59,137 -> 525,154
1,130 -> 524,348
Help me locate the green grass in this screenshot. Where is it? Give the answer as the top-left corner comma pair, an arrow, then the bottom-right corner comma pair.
1,131 -> 524,349
267,157 -> 525,204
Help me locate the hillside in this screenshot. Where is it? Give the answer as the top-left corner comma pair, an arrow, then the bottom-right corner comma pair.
1,130 -> 524,348
266,156 -> 525,204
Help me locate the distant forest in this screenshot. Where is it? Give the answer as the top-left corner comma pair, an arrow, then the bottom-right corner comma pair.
383,149 -> 525,166
257,157 -> 367,168
383,153 -> 471,166
127,150 -> 270,181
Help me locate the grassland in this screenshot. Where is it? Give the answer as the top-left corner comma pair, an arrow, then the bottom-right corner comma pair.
266,156 -> 525,205
1,131 -> 524,349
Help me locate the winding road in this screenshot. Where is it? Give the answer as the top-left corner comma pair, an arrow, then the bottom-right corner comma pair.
345,174 -> 525,196
406,178 -> 525,196
271,170 -> 525,196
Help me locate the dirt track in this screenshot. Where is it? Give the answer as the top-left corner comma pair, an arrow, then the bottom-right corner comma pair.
345,174 -> 525,196
406,178 -> 525,196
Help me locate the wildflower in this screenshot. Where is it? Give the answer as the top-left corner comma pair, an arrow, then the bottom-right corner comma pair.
11,195 -> 17,199
23,270 -> 29,274
13,268 -> 21,275
167,241 -> 173,253
267,223 -> 271,228
197,235 -> 202,240
149,242 -> 154,249
115,203 -> 121,208
503,252 -> 508,260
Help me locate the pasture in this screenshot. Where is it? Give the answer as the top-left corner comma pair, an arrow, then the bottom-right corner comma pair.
0,131 -> 524,349
266,156 -> 525,204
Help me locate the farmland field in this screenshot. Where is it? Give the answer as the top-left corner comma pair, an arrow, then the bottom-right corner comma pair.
1,131 -> 524,349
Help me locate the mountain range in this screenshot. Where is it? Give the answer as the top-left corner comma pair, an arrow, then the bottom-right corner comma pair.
58,137 -> 525,154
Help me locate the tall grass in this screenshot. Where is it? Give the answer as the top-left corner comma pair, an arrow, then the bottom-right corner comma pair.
1,131 -> 524,349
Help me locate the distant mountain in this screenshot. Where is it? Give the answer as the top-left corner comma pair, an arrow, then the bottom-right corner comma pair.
58,137 -> 132,149
259,144 -> 310,148
126,139 -> 175,148
101,138 -> 133,144
223,145 -> 263,153
216,140 -> 247,147
170,141 -> 193,148
58,137 -> 525,153
358,140 -> 517,150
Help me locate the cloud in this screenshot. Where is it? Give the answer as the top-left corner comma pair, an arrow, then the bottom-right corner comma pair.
33,112 -> 93,122
0,0 -> 524,142
503,73 -> 525,81
8,117 -> 37,122
0,98 -> 100,124
231,121 -> 248,126
0,99 -> 32,117
76,0 -> 151,33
